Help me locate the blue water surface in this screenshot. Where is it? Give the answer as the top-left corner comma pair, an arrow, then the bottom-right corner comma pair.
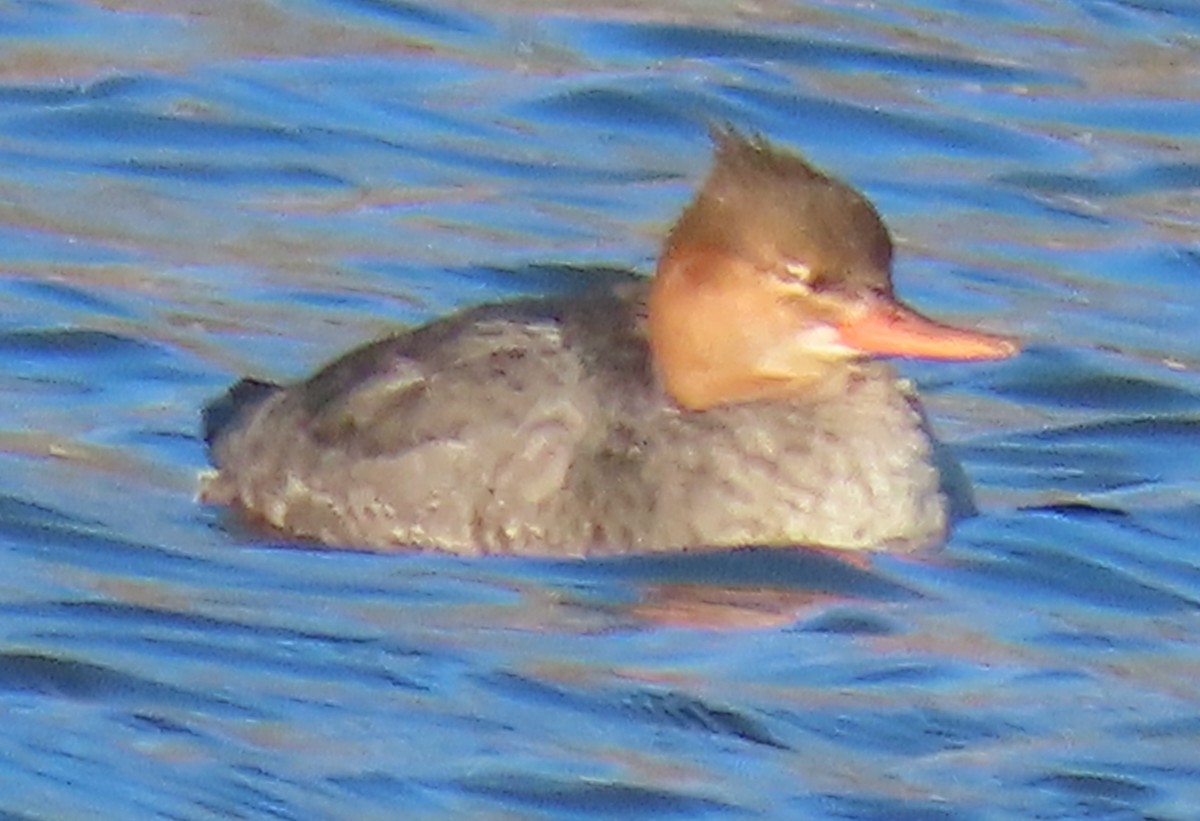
2,0 -> 1200,818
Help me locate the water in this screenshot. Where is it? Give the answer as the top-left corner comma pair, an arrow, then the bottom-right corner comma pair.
2,0 -> 1200,818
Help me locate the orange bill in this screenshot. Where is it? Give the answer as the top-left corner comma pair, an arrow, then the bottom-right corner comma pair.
836,299 -> 1019,361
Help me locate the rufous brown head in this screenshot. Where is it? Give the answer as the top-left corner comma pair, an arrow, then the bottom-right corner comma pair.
648,128 -> 1018,411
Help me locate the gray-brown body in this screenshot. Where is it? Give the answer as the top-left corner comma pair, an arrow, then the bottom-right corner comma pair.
202,283 -> 968,557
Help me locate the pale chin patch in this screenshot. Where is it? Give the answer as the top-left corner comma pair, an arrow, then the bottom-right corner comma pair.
754,325 -> 860,380
790,325 -> 862,359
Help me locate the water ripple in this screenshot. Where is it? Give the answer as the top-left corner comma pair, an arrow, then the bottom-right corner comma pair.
2,0 -> 1200,819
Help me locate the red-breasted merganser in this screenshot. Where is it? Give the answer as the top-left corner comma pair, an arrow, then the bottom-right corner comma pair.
201,129 -> 1018,556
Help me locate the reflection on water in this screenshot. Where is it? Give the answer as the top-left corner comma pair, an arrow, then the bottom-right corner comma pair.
2,0 -> 1200,818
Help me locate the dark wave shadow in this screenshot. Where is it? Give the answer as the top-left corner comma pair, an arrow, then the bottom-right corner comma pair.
578,545 -> 913,594
477,668 -> 789,750
949,508 -> 1200,614
0,651 -> 252,716
455,771 -> 739,818
544,545 -> 919,629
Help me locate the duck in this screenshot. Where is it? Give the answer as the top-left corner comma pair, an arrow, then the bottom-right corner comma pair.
200,128 -> 1018,557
